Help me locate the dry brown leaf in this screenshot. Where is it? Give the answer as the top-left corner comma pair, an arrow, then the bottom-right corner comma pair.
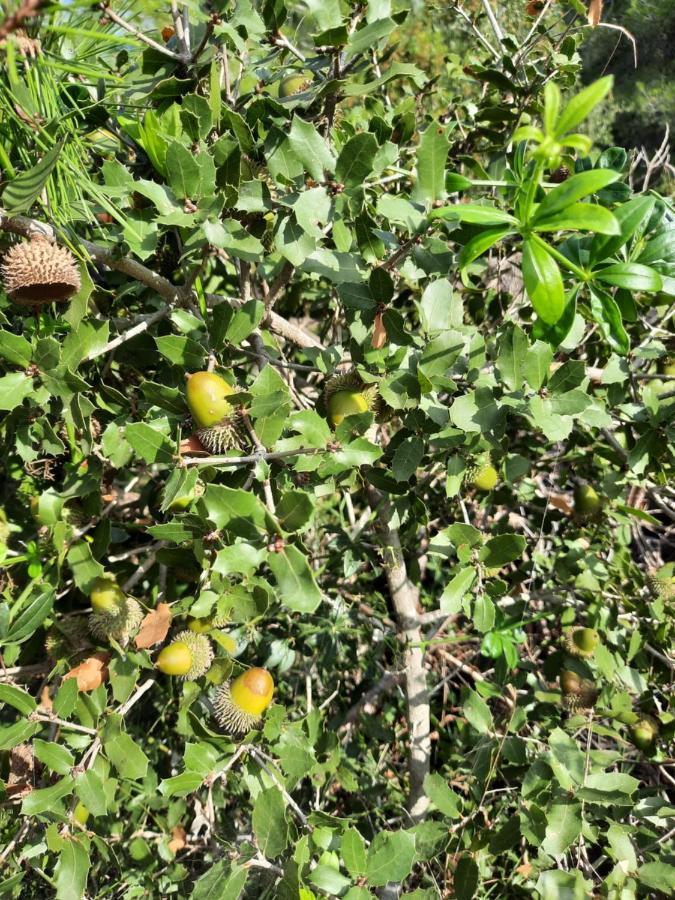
134,603 -> 172,649
516,863 -> 533,878
167,825 -> 187,854
371,311 -> 388,349
180,433 -> 208,455
587,0 -> 603,26
39,684 -> 53,712
64,652 -> 110,691
548,492 -> 574,516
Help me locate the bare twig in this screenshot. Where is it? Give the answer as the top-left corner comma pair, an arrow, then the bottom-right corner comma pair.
247,746 -> 312,830
100,3 -> 184,61
368,487 -> 430,824
0,0 -> 43,42
181,446 -> 325,468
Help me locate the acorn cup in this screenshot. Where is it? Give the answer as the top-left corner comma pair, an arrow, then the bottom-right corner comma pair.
88,576 -> 143,647
559,670 -> 598,713
324,369 -> 388,428
185,371 -> 249,455
45,617 -> 91,662
646,565 -> 675,603
564,626 -> 600,659
212,667 -> 275,734
156,631 -> 214,681
1,236 -> 81,306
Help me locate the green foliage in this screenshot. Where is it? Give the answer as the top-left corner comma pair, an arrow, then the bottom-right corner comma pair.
0,1 -> 673,899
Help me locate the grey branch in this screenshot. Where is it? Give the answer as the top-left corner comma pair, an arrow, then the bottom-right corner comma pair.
368,487 -> 430,824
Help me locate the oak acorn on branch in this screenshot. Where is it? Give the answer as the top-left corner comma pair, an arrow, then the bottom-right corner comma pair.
565,626 -> 600,658
185,371 -> 248,454
212,666 -> 275,734
88,575 -> 143,646
156,631 -> 214,680
324,369 -> 386,428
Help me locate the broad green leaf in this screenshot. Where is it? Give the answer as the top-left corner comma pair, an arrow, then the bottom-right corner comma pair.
6,588 -> 55,644
342,828 -> 367,877
54,837 -> 90,900
103,723 -> 150,780
472,594 -> 495,633
0,331 -> 32,367
345,17 -> 396,60
124,422 -> 174,466
459,226 -> 514,272
576,772 -> 639,804
637,862 -> 675,893
589,288 -> 629,355
532,202 -> 619,235
419,278 -> 462,333
0,720 -> 39,751
522,237 -> 565,324
496,324 -> 528,391
440,567 -> 477,614
75,770 -> 109,817
0,372 -> 33,411
536,869 -> 592,900
33,739 -> 75,775
430,203 -> 516,225
589,195 -> 655,263
541,800 -> 582,856
555,76 -> 613,136
593,262 -> 662,292
288,116 -> 335,181
365,830 -> 416,886
391,435 -> 424,482
462,689 -> 493,734
413,122 -> 450,204
523,340 -> 554,390
0,683 -> 37,715
252,787 -> 289,858
165,140 -> 201,199
532,170 -> 620,223
336,133 -> 379,188
191,861 -> 248,900
309,866 -> 352,894
424,773 -> 462,819
479,534 -> 526,567
454,856 -> 479,900
21,775 -> 74,815
275,490 -> 314,533
267,544 -> 322,613
155,335 -> 206,369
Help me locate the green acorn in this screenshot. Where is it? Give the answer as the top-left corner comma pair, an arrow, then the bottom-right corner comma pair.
88,576 -> 143,647
564,626 -> 600,659
185,371 -> 249,455
157,630 -> 214,680
212,667 -> 275,734
278,73 -> 312,98
630,716 -> 658,752
324,370 -> 386,428
45,617 -> 91,661
468,458 -> 499,492
573,483 -> 602,519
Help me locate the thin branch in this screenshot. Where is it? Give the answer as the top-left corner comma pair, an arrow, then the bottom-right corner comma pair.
247,746 -> 312,830
480,0 -> 505,44
0,0 -> 44,42
367,487 -> 430,824
87,307 -> 170,361
100,3 -> 185,61
272,33 -> 306,63
181,446 -> 325,468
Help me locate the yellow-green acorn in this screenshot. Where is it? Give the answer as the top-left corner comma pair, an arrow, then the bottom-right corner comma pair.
157,630 -> 214,680
658,357 -> 675,377
278,73 -> 311,98
471,462 -> 498,492
324,369 -> 384,429
327,390 -> 370,427
565,626 -> 600,658
630,717 -> 658,751
213,666 -> 275,734
90,576 -> 126,613
88,576 -> 143,646
73,802 -> 90,825
185,371 -> 248,454
573,483 -> 602,518
156,641 -> 193,677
